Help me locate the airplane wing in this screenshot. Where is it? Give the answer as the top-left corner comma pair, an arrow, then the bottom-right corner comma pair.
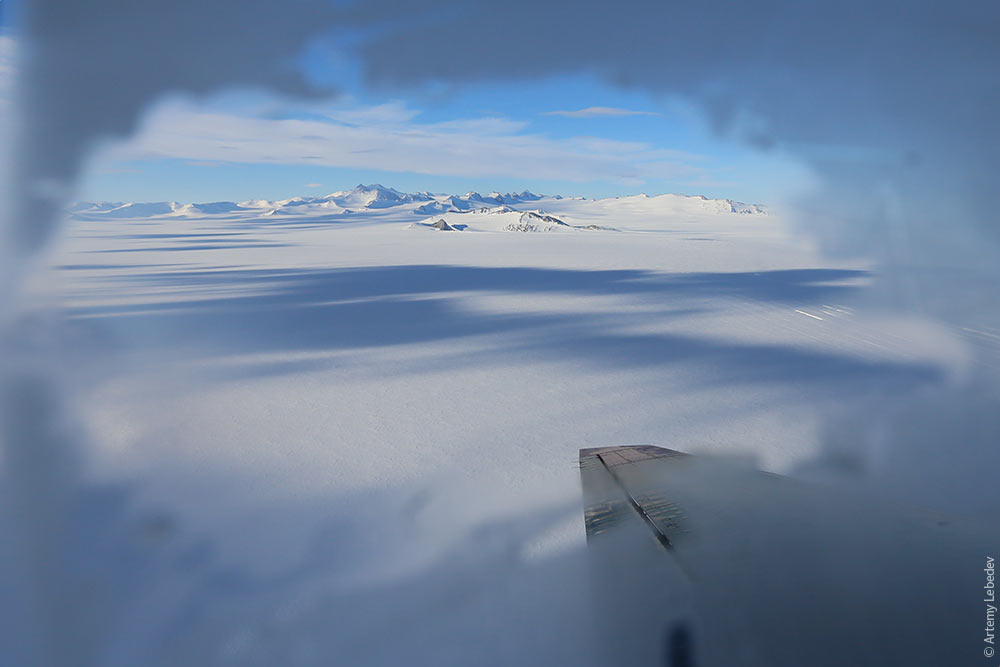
580,445 -> 998,667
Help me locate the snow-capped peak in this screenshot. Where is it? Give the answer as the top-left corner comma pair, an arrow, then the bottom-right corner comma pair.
69,185 -> 767,220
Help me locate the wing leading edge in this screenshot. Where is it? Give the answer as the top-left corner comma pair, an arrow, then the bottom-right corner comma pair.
580,445 -> 998,667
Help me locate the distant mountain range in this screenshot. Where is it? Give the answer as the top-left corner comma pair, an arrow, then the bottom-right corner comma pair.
70,184 -> 767,219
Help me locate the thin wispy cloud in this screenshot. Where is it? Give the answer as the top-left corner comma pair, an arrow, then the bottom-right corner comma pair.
96,166 -> 144,175
544,106 -> 660,118
324,100 -> 419,126
303,182 -> 324,188
100,100 -> 709,186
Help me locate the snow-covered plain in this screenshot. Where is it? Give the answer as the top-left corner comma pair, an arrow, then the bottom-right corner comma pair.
21,185 -> 973,664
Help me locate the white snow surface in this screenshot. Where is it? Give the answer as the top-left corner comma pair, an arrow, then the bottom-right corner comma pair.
13,185 -> 975,665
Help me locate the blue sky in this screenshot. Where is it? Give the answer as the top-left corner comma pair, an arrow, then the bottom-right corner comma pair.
79,73 -> 814,204
0,8 -> 813,206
